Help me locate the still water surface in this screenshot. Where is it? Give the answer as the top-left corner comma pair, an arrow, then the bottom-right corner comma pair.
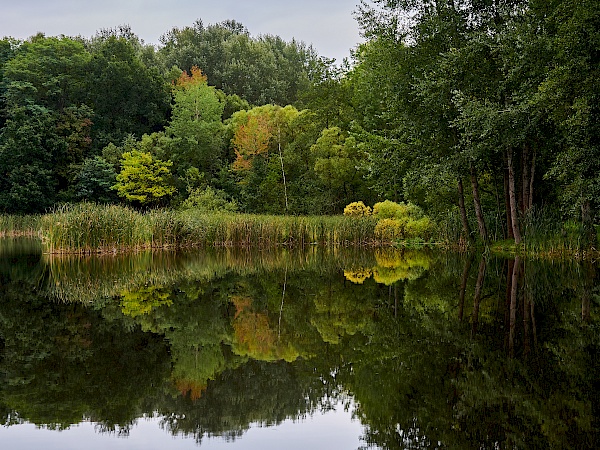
0,238 -> 598,449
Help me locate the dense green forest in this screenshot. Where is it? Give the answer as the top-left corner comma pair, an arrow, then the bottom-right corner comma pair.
0,0 -> 598,245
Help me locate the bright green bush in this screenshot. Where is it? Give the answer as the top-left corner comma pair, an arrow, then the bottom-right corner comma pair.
372,201 -> 434,242
180,186 -> 238,212
373,200 -> 423,219
404,217 -> 435,240
344,201 -> 372,217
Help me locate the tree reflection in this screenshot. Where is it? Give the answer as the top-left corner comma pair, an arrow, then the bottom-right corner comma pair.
0,239 -> 597,448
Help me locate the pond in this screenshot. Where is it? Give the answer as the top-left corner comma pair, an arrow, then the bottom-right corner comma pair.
0,238 -> 598,449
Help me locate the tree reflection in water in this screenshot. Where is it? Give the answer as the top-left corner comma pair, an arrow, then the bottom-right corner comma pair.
0,239 -> 598,449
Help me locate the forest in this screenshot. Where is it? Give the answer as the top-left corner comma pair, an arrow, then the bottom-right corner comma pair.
0,0 -> 598,247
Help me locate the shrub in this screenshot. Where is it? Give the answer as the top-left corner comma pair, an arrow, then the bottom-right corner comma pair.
374,218 -> 403,241
180,186 -> 238,212
373,200 -> 423,220
344,201 -> 372,217
405,217 -> 435,240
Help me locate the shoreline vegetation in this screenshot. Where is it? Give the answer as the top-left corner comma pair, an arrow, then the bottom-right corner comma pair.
0,202 -> 598,260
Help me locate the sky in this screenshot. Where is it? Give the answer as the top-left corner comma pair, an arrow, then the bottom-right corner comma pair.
1,0 -> 365,63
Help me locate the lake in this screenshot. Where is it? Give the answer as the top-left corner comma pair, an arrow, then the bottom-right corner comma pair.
0,238 -> 598,449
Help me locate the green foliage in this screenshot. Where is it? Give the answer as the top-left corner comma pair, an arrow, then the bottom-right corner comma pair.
310,127 -> 369,212
159,20 -> 318,105
374,218 -> 403,241
73,156 -> 118,203
180,186 -> 238,212
372,200 -> 435,241
85,35 -> 170,150
166,67 -> 225,179
373,200 -> 423,220
404,216 -> 435,241
113,150 -> 176,206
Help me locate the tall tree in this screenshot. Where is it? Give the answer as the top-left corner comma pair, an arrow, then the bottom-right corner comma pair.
166,66 -> 225,180
0,35 -> 92,211
86,35 -> 170,150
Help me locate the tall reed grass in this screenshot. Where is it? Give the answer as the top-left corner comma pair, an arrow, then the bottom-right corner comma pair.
39,203 -> 381,254
0,214 -> 41,237
41,203 -> 151,253
521,207 -> 597,257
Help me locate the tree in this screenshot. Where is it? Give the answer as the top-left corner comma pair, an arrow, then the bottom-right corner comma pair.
85,35 -> 170,150
231,111 -> 273,174
112,150 -> 176,206
0,35 -> 93,211
72,156 -> 118,203
311,127 -> 370,213
167,66 -> 225,180
159,20 -> 318,106
0,105 -> 58,213
541,0 -> 600,243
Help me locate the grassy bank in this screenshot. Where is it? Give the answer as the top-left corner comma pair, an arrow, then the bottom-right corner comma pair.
39,203 -> 382,253
2,203 -> 596,257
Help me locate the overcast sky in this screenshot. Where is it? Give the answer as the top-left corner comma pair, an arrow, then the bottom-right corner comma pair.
1,0 -> 364,63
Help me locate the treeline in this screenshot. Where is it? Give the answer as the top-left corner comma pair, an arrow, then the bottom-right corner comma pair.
0,1 -> 598,245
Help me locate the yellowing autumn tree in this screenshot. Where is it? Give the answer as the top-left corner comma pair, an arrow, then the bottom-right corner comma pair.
231,112 -> 273,173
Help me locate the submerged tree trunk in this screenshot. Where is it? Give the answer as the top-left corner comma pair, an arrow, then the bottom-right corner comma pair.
457,177 -> 473,244
523,288 -> 531,357
470,165 -> 488,242
458,255 -> 473,321
507,148 -> 522,244
582,262 -> 595,323
471,257 -> 487,337
504,259 -> 514,350
509,256 -> 521,358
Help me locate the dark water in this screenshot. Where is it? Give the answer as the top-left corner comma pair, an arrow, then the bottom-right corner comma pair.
0,238 -> 598,449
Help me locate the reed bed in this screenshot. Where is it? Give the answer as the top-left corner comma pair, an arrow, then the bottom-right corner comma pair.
41,203 -> 152,253
0,214 -> 42,237
39,203 -> 381,254
521,208 -> 599,258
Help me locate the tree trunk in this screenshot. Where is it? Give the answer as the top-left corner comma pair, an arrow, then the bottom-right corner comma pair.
504,159 -> 514,239
507,148 -> 522,244
277,126 -> 289,213
457,177 -> 473,244
521,144 -> 530,214
528,147 -> 536,210
470,164 -> 488,242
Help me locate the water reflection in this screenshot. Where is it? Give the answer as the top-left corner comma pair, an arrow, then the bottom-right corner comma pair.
0,238 -> 598,449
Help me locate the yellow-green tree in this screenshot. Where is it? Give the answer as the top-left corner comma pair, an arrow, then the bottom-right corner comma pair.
112,150 -> 176,206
